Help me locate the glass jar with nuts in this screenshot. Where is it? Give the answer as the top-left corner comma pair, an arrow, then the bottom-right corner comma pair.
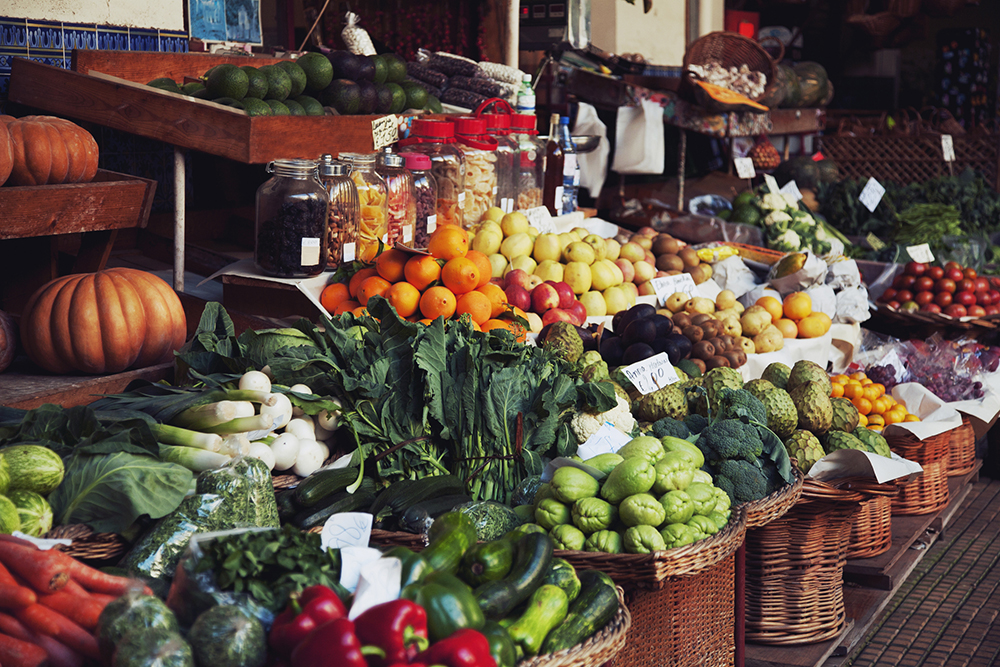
318,155 -> 360,269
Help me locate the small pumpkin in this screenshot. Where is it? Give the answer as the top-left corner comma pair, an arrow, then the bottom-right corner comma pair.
1,115 -> 99,187
0,121 -> 12,187
777,65 -> 802,108
0,310 -> 16,373
20,268 -> 186,375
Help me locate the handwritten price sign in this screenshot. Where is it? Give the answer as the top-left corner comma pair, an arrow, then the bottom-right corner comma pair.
372,115 -> 399,150
622,353 -> 680,395
649,273 -> 698,308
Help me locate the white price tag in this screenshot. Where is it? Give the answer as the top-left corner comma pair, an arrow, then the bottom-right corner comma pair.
779,179 -> 803,202
622,352 -> 680,395
524,205 -> 554,231
858,177 -> 886,213
321,512 -> 373,550
649,273 -> 698,308
577,422 -> 633,459
907,243 -> 935,264
458,191 -> 466,205
426,214 -> 437,234
371,115 -> 399,150
403,225 -> 413,243
764,173 -> 780,194
941,134 -> 955,162
300,237 -> 321,266
734,157 -> 756,180
343,241 -> 356,262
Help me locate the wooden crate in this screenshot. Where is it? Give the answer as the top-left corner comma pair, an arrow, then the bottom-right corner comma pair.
8,54 -> 388,163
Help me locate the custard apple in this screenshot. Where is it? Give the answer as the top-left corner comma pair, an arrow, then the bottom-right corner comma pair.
830,397 -> 860,433
759,387 -> 797,439
703,367 -> 744,417
822,430 -> 871,454
853,426 -> 892,458
761,362 -> 791,390
744,379 -> 776,402
787,360 -> 832,395
540,322 -> 583,363
633,383 -> 688,422
789,381 -> 833,435
784,429 -> 825,473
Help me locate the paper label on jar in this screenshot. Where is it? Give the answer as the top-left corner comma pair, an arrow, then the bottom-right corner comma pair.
427,214 -> 437,233
403,225 -> 413,243
301,237 -> 321,266
555,185 -> 564,205
493,185 -> 498,196
343,242 -> 357,262
458,192 -> 466,205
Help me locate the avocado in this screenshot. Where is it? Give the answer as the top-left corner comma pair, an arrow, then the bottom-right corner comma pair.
283,99 -> 307,116
374,83 -> 394,114
276,60 -> 308,97
401,82 -> 428,110
265,99 -> 291,116
354,55 -> 376,82
212,97 -> 245,110
240,66 -> 269,99
190,87 -> 213,100
242,98 -> 273,116
296,52 -> 334,93
383,53 -> 407,84
426,95 -> 442,114
371,54 -> 388,84
385,82 -> 406,114
147,77 -> 181,93
327,50 -> 358,79
181,81 -> 205,95
259,64 -> 292,101
320,79 -> 361,115
294,95 -> 325,116
205,64 -> 249,100
356,80 -> 378,114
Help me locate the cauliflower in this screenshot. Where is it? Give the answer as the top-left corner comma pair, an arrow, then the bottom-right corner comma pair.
759,193 -> 788,212
773,229 -> 801,252
763,210 -> 792,231
814,224 -> 827,241
570,395 -> 636,444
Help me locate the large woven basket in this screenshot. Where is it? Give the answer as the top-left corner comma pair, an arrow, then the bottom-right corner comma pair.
947,416 -> 977,477
887,428 -> 952,515
43,524 -> 130,562
519,587 -> 631,667
846,494 -> 894,559
745,478 -> 872,645
607,552 -> 736,667
743,466 -> 806,529
682,31 -> 775,104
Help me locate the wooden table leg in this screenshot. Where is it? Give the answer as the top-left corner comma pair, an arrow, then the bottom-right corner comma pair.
72,229 -> 118,273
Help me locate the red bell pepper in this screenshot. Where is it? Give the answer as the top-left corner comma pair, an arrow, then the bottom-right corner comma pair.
415,628 -> 498,667
290,617 -> 386,667
269,585 -> 347,657
354,599 -> 430,666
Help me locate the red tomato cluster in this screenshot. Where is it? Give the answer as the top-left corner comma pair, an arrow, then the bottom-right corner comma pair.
878,261 -> 1000,319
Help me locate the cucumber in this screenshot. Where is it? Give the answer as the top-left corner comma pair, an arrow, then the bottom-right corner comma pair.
373,475 -> 466,520
370,479 -> 417,519
295,467 -> 360,507
542,557 -> 581,602
292,478 -> 376,529
275,490 -> 298,523
540,569 -> 619,654
474,532 -> 554,620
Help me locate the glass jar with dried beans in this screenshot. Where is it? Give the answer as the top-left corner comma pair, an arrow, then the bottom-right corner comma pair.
255,158 -> 329,278
402,152 -> 437,248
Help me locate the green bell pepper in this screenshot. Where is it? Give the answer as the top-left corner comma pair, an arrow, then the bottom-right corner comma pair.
624,525 -> 666,554
401,570 -> 484,642
381,546 -> 430,587
506,584 -> 569,656
619,493 -> 666,527
481,620 -> 517,667
422,511 -> 479,574
659,489 -> 695,525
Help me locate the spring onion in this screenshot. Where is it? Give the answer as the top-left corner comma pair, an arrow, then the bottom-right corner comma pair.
248,441 -> 276,471
171,401 -> 240,430
239,370 -> 272,393
270,433 -> 300,471
260,393 -> 293,430
159,444 -> 232,472
292,440 -> 325,477
203,414 -> 274,435
220,433 -> 252,457
285,417 -> 315,441
151,423 -> 224,452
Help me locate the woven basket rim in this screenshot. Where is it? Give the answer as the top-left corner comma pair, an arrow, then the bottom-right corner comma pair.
43,524 -> 129,561
743,466 -> 805,528
517,586 -> 631,667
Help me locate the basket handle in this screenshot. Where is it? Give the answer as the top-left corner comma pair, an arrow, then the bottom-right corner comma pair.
474,97 -> 514,116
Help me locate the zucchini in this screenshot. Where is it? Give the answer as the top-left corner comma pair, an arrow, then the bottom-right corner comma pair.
400,494 -> 473,534
294,467 -> 360,507
542,558 -> 581,602
474,532 -> 554,620
540,569 -> 619,654
292,478 -> 376,529
275,490 -> 298,523
370,479 -> 417,519
375,475 -> 466,520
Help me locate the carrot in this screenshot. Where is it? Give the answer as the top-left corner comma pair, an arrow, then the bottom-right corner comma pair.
55,556 -> 137,598
10,606 -> 97,661
0,611 -> 35,642
32,636 -> 81,667
87,594 -> 114,607
0,536 -> 39,549
0,563 -> 21,589
36,594 -> 102,632
0,632 -> 49,667
0,586 -> 36,611
0,546 -> 68,593
54,583 -> 85,601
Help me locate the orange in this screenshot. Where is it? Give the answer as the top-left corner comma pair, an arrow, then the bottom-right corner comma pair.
417,318 -> 433,325
783,292 -> 813,320
357,275 -> 392,305
852,397 -> 872,415
904,414 -> 920,422
850,371 -> 867,381
320,282 -> 350,313
867,413 -> 885,427
773,318 -> 798,339
756,296 -> 784,323
427,226 -> 469,260
882,410 -> 901,426
860,378 -> 873,386
333,299 -> 361,316
468,320 -> 482,332
464,250 -> 493,288
455,290 -> 492,325
375,248 -> 410,283
349,267 -> 379,298
843,384 -> 864,400
404,254 -> 443,291
476,282 -> 508,318
351,306 -> 370,317
386,281 -> 421,317
797,312 -> 831,338
441,256 -> 481,295
870,383 -> 886,398
420,286 -> 457,320
857,413 -> 869,427
872,396 -> 890,415
831,383 -> 844,398
889,405 -> 908,422
863,385 -> 881,403
482,318 -> 527,342
833,374 -> 850,385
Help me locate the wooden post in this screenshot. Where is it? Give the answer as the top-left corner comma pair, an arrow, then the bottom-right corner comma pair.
678,128 -> 687,211
174,147 -> 186,292
505,0 -> 519,67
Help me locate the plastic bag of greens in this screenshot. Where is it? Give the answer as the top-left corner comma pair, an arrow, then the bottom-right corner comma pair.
96,592 -> 182,662
120,494 -> 227,580
196,456 -> 279,528
188,605 -> 267,667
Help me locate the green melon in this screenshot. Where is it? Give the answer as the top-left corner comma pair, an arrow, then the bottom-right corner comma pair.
793,62 -> 829,108
1,445 -> 64,494
778,65 -> 802,108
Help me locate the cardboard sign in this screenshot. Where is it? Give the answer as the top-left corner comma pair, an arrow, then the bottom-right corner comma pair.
779,179 -> 803,202
371,115 -> 399,150
859,177 -> 886,213
734,157 -> 756,180
622,352 -> 680,395
764,173 -> 780,194
577,423 -> 633,459
941,134 -> 955,162
649,273 -> 698,307
907,243 -> 935,264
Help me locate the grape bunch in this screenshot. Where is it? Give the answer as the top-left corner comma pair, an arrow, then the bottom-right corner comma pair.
920,377 -> 984,402
866,364 -> 899,391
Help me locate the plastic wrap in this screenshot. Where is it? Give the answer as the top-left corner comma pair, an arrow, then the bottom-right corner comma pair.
711,255 -> 759,299
427,52 -> 482,78
112,628 -> 193,667
448,75 -> 502,98
835,285 -> 872,324
478,61 -> 524,85
188,605 -> 267,667
197,456 -> 280,528
120,494 -> 227,580
406,61 -> 449,89
341,12 -> 376,56
441,87 -> 487,110
97,593 -> 181,661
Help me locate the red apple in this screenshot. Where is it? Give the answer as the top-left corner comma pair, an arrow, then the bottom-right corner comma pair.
946,267 -> 964,282
945,261 -> 963,272
945,303 -> 968,318
896,290 -> 914,304
935,278 -> 956,294
546,281 -> 577,309
957,290 -> 977,306
969,305 -> 987,317
934,291 -> 953,308
974,277 -> 989,292
904,261 -> 926,276
504,269 -> 532,291
965,267 -> 978,280
531,283 -> 560,313
991,277 -> 1000,290
614,259 -> 636,283
921,302 -> 942,313
986,305 -> 1000,316
915,291 -> 935,306
894,274 -> 917,290
880,287 -> 898,302
504,284 -> 532,312
927,266 -> 945,280
915,276 -> 935,292
887,300 -> 901,309
566,300 -> 588,325
541,308 -> 575,326
959,278 -> 976,293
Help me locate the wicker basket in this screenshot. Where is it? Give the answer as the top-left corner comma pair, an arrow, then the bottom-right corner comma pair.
43,524 -> 130,562
607,552 -> 736,667
887,428 -> 952,515
744,466 -> 806,529
846,494 -> 894,559
947,416 -> 978,477
519,587 -> 631,667
682,31 -> 775,103
745,478 -> 872,645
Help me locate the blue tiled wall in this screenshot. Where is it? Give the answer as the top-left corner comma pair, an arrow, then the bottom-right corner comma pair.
0,18 -> 190,213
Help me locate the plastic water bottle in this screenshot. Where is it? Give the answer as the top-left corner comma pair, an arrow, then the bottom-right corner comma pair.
558,116 -> 579,214
516,74 -> 535,115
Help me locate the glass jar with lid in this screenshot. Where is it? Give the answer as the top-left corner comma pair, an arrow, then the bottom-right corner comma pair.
455,117 -> 499,228
339,152 -> 388,262
401,152 -> 437,248
318,155 -> 360,269
376,151 -> 416,247
255,158 -> 329,278
482,113 -> 520,214
510,113 -> 545,210
398,118 -> 465,228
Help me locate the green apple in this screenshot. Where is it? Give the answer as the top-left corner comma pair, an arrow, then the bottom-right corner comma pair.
563,261 -> 593,294
500,211 -> 530,236
532,233 -> 563,263
471,228 -> 503,256
590,260 -> 617,291
604,238 -> 621,261
488,253 -> 508,278
603,285 -> 631,315
534,259 -> 565,283
500,232 -> 534,260
584,234 -> 608,261
563,241 -> 597,265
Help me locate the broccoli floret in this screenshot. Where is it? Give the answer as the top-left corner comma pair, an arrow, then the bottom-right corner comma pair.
650,417 -> 691,440
717,388 -> 767,424
697,419 -> 764,465
716,459 -> 769,503
684,413 -> 709,434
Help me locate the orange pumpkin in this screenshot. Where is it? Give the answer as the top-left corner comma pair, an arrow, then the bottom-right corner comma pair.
20,268 -> 186,375
0,121 -> 12,187
1,115 -> 99,187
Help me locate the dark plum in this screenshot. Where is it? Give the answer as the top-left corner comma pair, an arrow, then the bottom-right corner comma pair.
622,342 -> 655,365
600,336 -> 625,367
622,318 -> 657,347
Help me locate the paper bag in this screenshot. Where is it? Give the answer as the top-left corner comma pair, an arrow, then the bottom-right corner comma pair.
612,99 -> 665,175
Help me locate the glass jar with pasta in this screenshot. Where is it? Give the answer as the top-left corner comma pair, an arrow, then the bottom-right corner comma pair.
455,117 -> 499,228
398,119 -> 466,228
511,113 -> 545,211
339,152 -> 388,263
376,151 -> 416,247
482,113 -> 520,215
